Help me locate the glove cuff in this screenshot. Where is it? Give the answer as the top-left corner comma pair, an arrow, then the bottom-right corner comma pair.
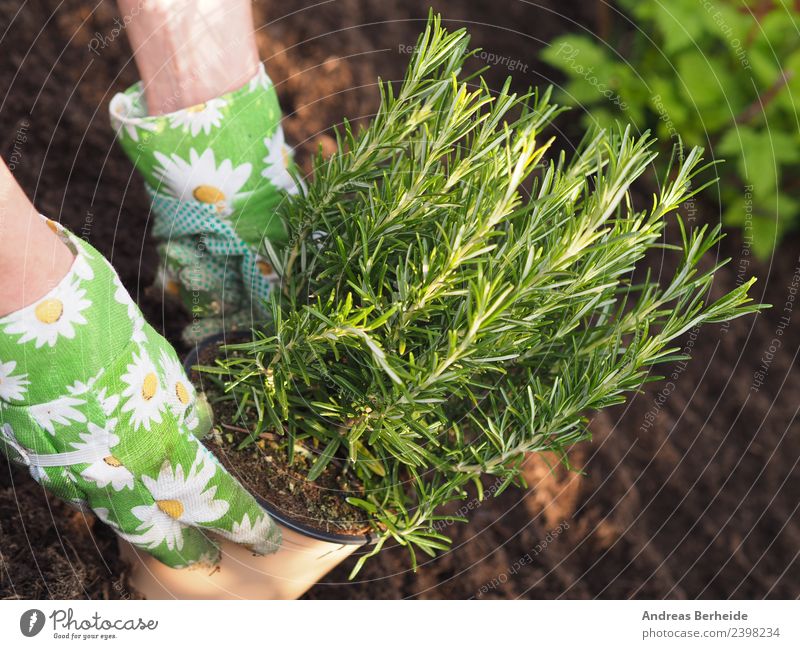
110,64 -> 297,341
0,218 -> 146,404
109,63 -> 295,249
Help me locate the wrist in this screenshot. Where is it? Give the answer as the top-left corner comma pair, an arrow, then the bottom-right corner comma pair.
0,218 -> 74,318
0,165 -> 74,317
0,223 -> 147,399
110,62 -> 292,247
119,0 -> 259,115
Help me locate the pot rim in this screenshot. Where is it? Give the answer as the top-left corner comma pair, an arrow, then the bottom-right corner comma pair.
184,331 -> 374,546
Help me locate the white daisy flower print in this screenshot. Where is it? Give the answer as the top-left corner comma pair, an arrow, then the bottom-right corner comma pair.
130,314 -> 147,344
184,407 -> 199,432
168,98 -> 226,137
216,513 -> 278,554
113,273 -> 137,316
122,446 -> 228,551
41,216 -> 64,235
0,360 -> 29,403
1,423 -> 31,464
153,148 -> 252,218
93,507 -> 118,528
96,387 -> 120,417
72,421 -> 134,491
71,248 -> 95,281
29,464 -> 49,484
112,274 -> 147,344
120,349 -> 166,431
261,126 -> 299,194
2,278 -> 91,348
109,92 -> 157,143
248,63 -> 274,93
29,395 -> 87,435
159,350 -> 194,418
65,368 -> 104,397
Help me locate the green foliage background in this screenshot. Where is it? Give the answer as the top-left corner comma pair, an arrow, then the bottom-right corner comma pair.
543,0 -> 800,257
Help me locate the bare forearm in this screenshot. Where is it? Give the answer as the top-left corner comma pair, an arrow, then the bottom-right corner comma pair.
0,161 -> 73,317
118,0 -> 259,115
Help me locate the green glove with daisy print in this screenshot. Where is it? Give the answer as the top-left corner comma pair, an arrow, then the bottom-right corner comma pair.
110,64 -> 300,344
0,218 -> 281,568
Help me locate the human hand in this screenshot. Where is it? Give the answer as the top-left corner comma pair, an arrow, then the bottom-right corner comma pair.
110,62 -> 299,344
0,220 -> 281,568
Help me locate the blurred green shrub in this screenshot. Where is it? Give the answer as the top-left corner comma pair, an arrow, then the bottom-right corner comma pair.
542,0 -> 800,257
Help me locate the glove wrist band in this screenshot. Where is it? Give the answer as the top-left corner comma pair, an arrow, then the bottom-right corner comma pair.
110,62 -> 298,343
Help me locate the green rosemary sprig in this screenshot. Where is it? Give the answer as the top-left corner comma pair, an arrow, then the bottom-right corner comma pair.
208,13 -> 765,576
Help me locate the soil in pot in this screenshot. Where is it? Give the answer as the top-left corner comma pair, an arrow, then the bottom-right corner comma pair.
190,341 -> 372,538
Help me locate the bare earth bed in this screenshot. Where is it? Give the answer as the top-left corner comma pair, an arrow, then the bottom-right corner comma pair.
1,0 -> 798,599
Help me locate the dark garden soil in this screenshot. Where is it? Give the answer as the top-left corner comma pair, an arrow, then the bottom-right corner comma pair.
1,0 -> 799,599
0,466 -> 136,599
190,341 -> 372,537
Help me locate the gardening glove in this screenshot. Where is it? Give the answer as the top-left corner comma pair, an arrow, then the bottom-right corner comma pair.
0,218 -> 281,568
109,63 -> 299,344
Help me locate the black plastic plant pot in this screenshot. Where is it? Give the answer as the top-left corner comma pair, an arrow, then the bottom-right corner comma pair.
183,330 -> 373,547
120,331 -> 373,600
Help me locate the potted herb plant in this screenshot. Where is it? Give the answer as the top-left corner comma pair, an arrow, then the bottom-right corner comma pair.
123,13 -> 763,598
118,333 -> 372,600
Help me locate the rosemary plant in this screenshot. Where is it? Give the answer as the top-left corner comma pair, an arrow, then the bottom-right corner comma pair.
206,14 -> 763,575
